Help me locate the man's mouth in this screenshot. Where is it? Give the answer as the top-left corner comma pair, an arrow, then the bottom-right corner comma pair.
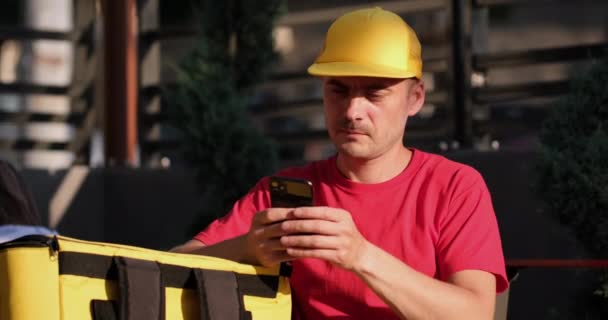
339,129 -> 367,136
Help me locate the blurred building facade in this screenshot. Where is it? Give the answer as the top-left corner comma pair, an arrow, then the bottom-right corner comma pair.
0,0 -> 607,169
0,1 -> 607,318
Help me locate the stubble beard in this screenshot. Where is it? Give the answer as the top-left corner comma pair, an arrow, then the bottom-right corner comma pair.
332,124 -> 406,161
331,120 -> 375,159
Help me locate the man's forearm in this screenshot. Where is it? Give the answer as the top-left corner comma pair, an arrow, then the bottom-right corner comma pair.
353,242 -> 494,320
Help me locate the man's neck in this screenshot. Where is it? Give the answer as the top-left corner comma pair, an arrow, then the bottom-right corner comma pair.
336,146 -> 412,184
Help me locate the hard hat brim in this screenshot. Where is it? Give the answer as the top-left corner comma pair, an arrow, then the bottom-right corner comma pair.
308,61 -> 421,79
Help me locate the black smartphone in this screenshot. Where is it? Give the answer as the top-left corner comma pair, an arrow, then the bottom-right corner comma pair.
269,176 -> 314,208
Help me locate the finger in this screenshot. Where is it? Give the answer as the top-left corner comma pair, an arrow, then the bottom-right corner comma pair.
254,208 -> 295,225
286,248 -> 335,261
281,219 -> 341,235
257,238 -> 287,251
251,221 -> 293,239
280,235 -> 340,249
292,207 -> 345,222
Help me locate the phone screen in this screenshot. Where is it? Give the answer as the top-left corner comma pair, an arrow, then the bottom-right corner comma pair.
269,176 -> 313,208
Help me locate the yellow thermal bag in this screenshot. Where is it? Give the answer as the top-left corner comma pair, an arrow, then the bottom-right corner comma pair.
0,235 -> 291,320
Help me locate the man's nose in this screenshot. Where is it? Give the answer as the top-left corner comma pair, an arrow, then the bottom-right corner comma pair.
344,97 -> 365,121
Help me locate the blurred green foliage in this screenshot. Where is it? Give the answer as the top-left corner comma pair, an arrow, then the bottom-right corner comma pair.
538,58 -> 608,317
165,0 -> 284,233
539,59 -> 608,256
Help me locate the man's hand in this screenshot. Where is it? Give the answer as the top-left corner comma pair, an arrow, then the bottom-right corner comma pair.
246,208 -> 298,267
278,206 -> 369,271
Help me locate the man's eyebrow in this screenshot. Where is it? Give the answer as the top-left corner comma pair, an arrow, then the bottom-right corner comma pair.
364,83 -> 393,92
325,79 -> 394,92
326,79 -> 348,88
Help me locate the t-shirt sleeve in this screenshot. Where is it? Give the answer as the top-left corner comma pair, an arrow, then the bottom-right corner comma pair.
194,177 -> 271,246
436,169 -> 509,293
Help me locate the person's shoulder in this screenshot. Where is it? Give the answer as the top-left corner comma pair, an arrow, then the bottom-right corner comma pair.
415,149 -> 485,188
419,150 -> 481,174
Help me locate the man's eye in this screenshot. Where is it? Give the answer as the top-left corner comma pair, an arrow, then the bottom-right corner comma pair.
366,93 -> 383,101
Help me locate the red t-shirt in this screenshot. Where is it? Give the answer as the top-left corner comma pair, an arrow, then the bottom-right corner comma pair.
195,149 -> 508,319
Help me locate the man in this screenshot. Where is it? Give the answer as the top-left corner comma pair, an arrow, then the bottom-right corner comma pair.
173,7 -> 508,319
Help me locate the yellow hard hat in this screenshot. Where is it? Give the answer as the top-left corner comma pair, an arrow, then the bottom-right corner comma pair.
308,7 -> 422,79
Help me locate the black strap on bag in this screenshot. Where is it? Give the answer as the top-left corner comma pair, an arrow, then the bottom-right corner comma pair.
65,252 -> 266,320
91,300 -> 118,320
62,251 -> 282,298
193,269 -> 251,320
115,256 -> 165,320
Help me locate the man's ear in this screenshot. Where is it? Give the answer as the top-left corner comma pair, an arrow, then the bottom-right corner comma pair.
406,79 -> 425,117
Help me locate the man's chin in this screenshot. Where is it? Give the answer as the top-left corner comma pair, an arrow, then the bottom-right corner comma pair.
335,143 -> 372,159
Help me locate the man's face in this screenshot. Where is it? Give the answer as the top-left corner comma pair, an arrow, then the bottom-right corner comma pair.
322,76 -> 423,160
